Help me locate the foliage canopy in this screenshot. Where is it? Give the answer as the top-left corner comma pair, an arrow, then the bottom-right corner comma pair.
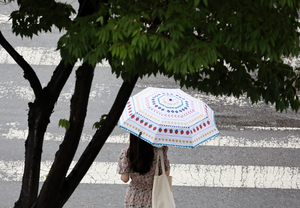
8,0 -> 300,112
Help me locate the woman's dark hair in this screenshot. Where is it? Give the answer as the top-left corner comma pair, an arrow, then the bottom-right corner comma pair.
127,133 -> 154,174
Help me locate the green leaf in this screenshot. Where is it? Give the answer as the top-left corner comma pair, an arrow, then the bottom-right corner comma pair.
96,16 -> 104,25
58,119 -> 70,131
194,0 -> 201,7
93,114 -> 108,129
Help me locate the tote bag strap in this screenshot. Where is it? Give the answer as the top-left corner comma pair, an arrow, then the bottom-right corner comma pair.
155,148 -> 165,176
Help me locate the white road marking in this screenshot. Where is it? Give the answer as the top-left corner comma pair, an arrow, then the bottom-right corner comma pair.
0,46 -> 110,67
172,163 -> 300,189
221,125 -> 300,131
0,82 -> 112,101
2,127 -> 300,149
0,84 -> 35,100
0,47 -> 60,66
0,14 -> 11,24
0,160 -> 299,189
193,93 -> 258,107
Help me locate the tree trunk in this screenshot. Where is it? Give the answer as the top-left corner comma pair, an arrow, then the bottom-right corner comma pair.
33,62 -> 95,208
11,0 -> 101,207
14,61 -> 74,208
1,15 -> 75,208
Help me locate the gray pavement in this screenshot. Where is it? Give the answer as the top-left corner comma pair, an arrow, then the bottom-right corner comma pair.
1,1 -> 300,208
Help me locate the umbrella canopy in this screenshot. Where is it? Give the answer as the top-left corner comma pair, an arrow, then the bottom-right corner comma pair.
118,87 -> 219,148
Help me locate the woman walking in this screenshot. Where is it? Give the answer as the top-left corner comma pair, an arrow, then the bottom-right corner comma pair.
117,133 -> 170,208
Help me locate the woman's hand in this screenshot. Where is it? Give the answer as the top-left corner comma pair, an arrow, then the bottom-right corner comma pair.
162,146 -> 169,152
120,173 -> 129,183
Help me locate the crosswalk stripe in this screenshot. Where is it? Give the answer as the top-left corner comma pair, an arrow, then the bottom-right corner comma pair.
0,47 -> 60,66
3,124 -> 300,149
2,128 -> 300,149
0,14 -> 11,24
0,46 -> 109,67
0,160 -> 299,189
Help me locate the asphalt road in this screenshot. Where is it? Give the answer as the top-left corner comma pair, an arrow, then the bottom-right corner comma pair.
1,2 -> 300,208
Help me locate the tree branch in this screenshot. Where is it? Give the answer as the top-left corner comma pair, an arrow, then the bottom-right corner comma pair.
0,30 -> 43,98
57,74 -> 139,206
35,62 -> 95,208
46,61 -> 75,98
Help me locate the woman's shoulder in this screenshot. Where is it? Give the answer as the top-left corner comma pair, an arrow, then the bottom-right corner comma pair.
119,147 -> 129,157
122,147 -> 129,152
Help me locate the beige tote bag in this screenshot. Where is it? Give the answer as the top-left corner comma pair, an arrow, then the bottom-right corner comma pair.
152,148 -> 175,208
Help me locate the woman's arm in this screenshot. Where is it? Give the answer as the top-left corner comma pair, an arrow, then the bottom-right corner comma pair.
162,146 -> 169,152
118,148 -> 130,183
162,146 -> 170,176
120,173 -> 130,183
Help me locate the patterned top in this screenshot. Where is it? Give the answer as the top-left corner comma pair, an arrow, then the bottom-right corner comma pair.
117,147 -> 170,208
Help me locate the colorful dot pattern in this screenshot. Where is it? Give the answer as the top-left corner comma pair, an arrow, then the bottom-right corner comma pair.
118,87 -> 219,148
